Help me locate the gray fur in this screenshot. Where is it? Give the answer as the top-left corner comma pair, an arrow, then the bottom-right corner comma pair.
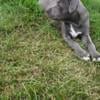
39,0 -> 100,61
69,0 -> 79,13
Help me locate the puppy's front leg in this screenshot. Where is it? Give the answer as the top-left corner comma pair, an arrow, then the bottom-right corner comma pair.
82,34 -> 100,61
61,22 -> 90,61
79,5 -> 100,61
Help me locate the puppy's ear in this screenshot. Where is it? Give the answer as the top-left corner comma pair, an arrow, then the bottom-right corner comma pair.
69,0 -> 79,13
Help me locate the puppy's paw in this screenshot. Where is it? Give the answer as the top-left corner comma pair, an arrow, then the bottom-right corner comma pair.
82,54 -> 90,61
92,57 -> 100,62
82,56 -> 90,61
90,52 -> 100,62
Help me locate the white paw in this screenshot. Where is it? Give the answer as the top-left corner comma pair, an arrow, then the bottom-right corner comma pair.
82,54 -> 90,61
92,57 -> 100,62
93,58 -> 96,61
82,56 -> 90,61
97,57 -> 100,61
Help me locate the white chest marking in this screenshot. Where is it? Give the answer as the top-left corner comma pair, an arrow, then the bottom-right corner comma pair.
70,24 -> 82,38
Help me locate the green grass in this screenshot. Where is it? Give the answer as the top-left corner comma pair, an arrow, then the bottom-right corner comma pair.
0,0 -> 100,99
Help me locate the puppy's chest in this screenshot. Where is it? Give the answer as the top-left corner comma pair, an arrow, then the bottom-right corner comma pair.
70,24 -> 82,38
65,23 -> 82,38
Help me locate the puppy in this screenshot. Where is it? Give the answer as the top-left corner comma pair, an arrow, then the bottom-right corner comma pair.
39,0 -> 100,61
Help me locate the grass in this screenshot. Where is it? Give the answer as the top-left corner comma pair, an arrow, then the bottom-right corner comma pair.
0,0 -> 100,99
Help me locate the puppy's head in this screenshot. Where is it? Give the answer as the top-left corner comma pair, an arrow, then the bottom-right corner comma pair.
39,0 -> 79,20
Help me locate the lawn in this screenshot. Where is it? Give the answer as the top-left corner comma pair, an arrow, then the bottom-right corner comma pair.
0,0 -> 100,99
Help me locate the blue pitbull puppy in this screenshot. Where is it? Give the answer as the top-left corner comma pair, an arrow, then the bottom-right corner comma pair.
39,0 -> 100,61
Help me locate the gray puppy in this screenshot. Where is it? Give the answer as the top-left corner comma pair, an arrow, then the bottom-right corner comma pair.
39,0 -> 100,61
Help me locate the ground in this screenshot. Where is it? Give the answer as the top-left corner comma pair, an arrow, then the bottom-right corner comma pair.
0,0 -> 100,99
